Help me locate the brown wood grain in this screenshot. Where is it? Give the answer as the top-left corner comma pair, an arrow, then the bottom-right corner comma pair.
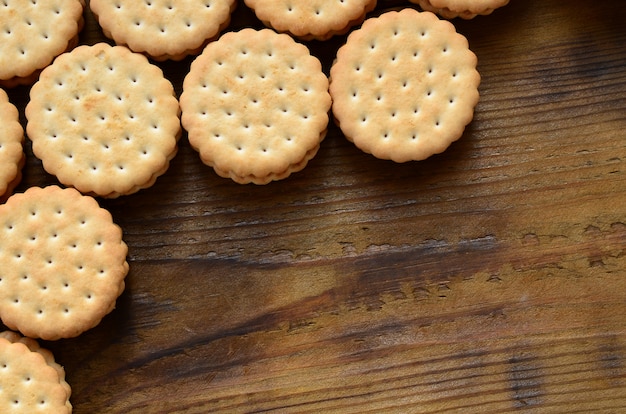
3,0 -> 626,412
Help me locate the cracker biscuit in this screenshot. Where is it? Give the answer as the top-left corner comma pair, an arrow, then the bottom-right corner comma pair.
0,88 -> 24,202
411,0 -> 510,19
25,43 -> 181,198
0,185 -> 129,340
329,9 -> 480,162
89,0 -> 237,61
180,28 -> 331,184
0,0 -> 85,88
0,330 -> 72,413
243,0 -> 378,41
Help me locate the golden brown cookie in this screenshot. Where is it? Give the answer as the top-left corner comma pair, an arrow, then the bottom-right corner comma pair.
0,88 -> 24,202
0,330 -> 72,413
90,0 -> 237,61
243,0 -> 378,40
26,43 -> 181,198
0,185 -> 129,340
329,9 -> 480,162
411,0 -> 510,19
0,0 -> 85,88
181,28 -> 331,184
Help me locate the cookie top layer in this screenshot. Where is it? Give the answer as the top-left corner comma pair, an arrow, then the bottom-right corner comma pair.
329,9 -> 480,162
0,185 -> 129,340
180,28 -> 331,184
0,331 -> 72,413
0,0 -> 85,87
412,0 -> 510,19
243,0 -> 377,40
0,88 -> 24,200
26,43 -> 181,198
90,0 -> 237,61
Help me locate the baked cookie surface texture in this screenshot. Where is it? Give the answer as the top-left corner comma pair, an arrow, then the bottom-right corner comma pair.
0,88 -> 24,201
0,0 -> 85,87
329,9 -> 480,162
0,331 -> 72,413
412,0 -> 510,19
0,186 -> 129,340
180,28 -> 331,184
244,0 -> 378,40
25,43 -> 181,198
89,0 -> 237,61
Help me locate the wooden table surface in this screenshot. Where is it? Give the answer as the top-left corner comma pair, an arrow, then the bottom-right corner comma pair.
4,0 -> 626,412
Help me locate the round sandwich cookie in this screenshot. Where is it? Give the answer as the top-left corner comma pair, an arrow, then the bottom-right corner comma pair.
25,43 -> 181,198
89,0 -> 237,61
0,330 -> 72,413
243,0 -> 378,41
411,0 -> 510,19
0,185 -> 129,340
180,28 -> 332,184
329,8 -> 480,162
0,88 -> 24,202
0,0 -> 85,88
